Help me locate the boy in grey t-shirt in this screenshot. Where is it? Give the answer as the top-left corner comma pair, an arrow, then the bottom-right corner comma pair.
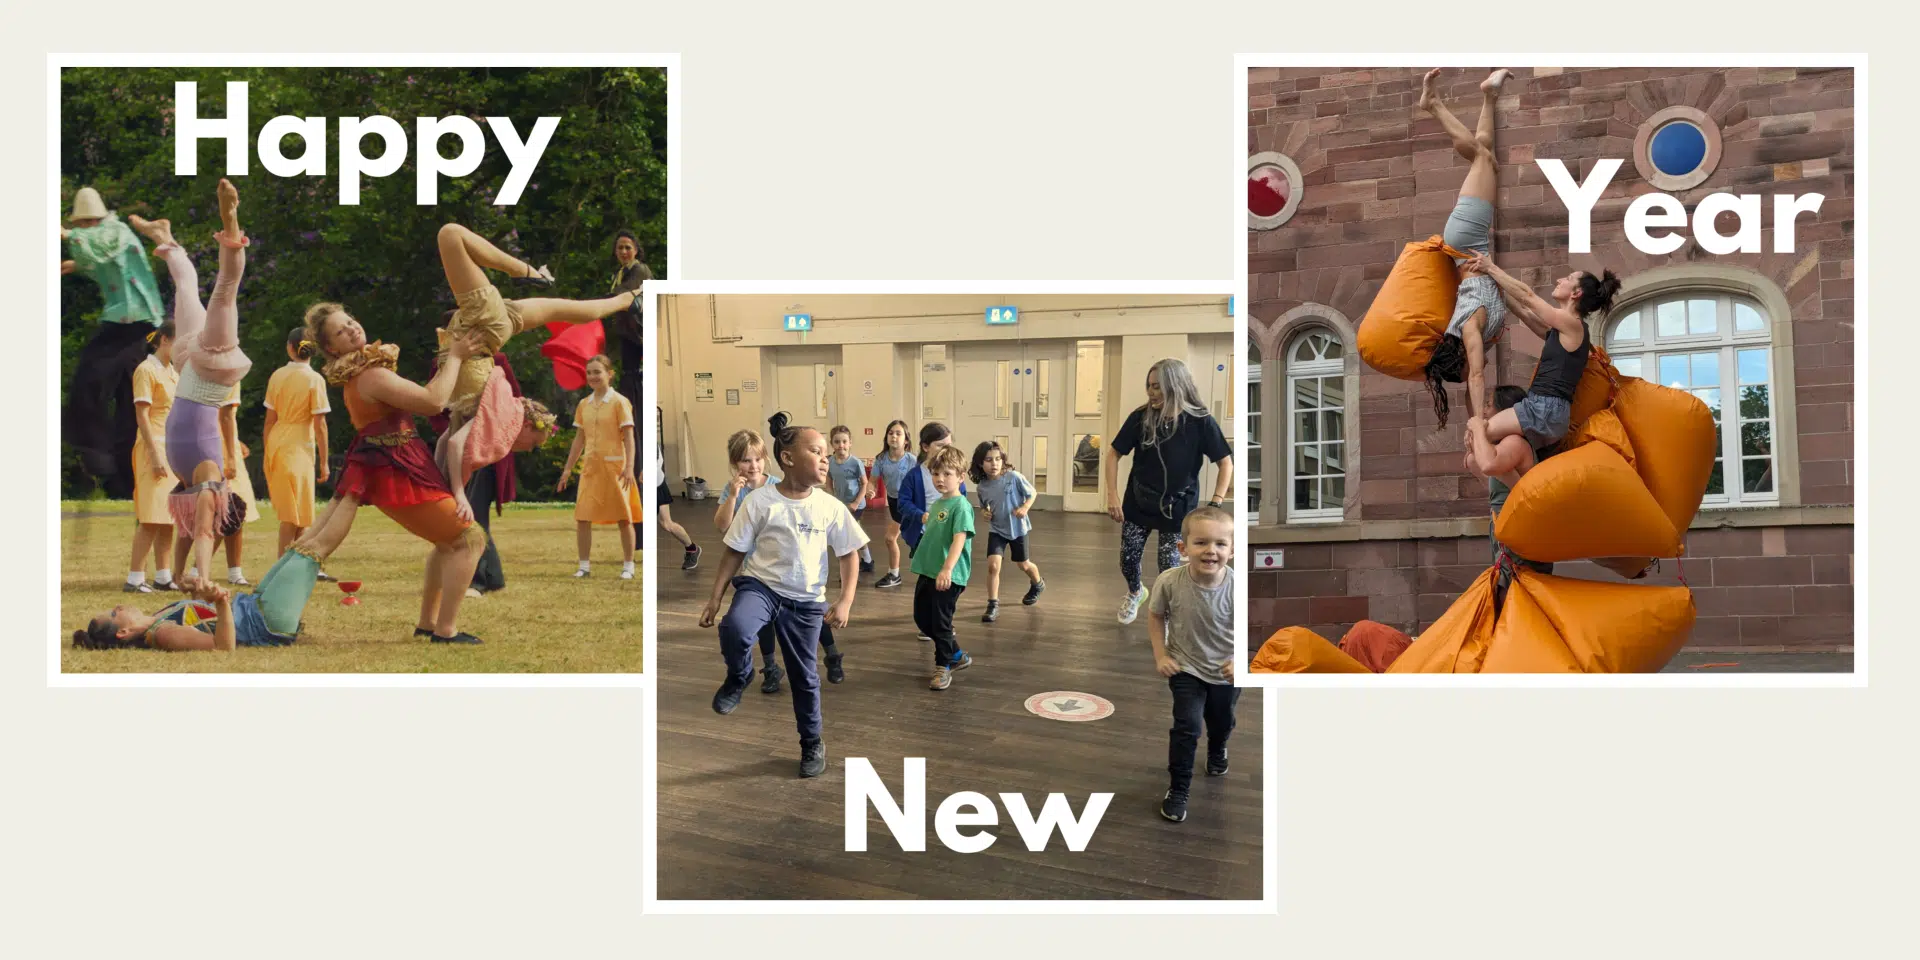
1146,505 -> 1238,824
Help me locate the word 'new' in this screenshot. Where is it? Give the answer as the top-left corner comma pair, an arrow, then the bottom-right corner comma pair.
173,81 -> 558,206
844,758 -> 1113,853
1541,158 -> 1825,256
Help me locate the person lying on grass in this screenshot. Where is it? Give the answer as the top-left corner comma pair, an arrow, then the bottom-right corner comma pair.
72,547 -> 326,651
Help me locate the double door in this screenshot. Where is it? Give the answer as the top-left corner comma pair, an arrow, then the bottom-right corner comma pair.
949,339 -> 1105,512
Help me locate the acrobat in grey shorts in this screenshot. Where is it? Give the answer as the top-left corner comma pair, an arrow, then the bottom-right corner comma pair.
1513,393 -> 1572,450
1443,196 -> 1495,257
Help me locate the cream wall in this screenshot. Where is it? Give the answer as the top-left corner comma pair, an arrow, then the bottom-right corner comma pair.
657,294 -> 1230,497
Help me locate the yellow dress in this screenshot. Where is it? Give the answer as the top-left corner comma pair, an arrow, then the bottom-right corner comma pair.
262,362 -> 330,527
573,390 -> 638,525
129,355 -> 178,524
222,383 -> 261,523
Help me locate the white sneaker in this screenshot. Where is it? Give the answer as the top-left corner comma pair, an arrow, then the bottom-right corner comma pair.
572,568 -> 591,578
229,575 -> 251,587
1117,587 -> 1148,624
619,568 -> 634,580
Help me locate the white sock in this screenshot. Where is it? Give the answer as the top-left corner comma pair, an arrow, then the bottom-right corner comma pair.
156,569 -> 172,585
622,560 -> 635,574
186,567 -> 199,580
889,567 -> 899,575
578,560 -> 591,572
229,566 -> 245,580
126,571 -> 145,586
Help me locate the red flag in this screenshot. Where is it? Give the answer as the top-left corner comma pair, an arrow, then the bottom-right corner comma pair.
541,319 -> 606,391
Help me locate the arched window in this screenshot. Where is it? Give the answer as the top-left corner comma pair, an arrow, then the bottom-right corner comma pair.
1606,292 -> 1777,505
1286,328 -> 1345,520
1247,341 -> 1262,515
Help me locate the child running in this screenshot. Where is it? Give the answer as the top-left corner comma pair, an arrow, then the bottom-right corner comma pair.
126,324 -> 178,593
868,419 -> 917,589
713,429 -> 785,691
699,425 -> 869,778
968,440 -> 1044,622
557,355 -> 636,580
1147,505 -> 1238,824
915,444 -> 976,690
826,425 -> 875,574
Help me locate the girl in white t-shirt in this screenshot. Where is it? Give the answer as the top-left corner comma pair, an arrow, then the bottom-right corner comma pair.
699,425 -> 869,779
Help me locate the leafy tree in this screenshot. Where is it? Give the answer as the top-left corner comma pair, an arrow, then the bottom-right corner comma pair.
59,66 -> 666,500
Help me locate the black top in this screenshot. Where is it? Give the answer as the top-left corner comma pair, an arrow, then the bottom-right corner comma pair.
607,261 -> 651,346
1531,326 -> 1590,401
1110,408 -> 1231,533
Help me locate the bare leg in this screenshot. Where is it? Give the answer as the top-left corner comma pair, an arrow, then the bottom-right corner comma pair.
618,521 -> 635,563
173,537 -> 191,582
131,524 -> 157,575
657,506 -> 694,548
1485,406 -> 1524,444
291,495 -> 362,561
986,554 -> 1003,601
225,528 -> 244,573
278,522 -> 301,555
511,291 -> 639,329
1418,68 -> 1503,204
417,546 -> 444,633
154,524 -> 175,578
432,535 -> 485,636
577,521 -> 593,563
437,223 -> 540,299
196,179 -> 250,386
1019,558 -> 1043,584
885,518 -> 903,570
437,421 -> 475,523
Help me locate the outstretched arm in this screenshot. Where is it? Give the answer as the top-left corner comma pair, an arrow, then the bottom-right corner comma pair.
1463,317 -> 1489,422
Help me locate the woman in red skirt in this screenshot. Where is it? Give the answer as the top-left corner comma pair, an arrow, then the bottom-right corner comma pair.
288,306 -> 491,644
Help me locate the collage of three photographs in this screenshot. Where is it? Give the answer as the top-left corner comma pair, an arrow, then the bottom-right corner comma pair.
50,56 -> 1859,902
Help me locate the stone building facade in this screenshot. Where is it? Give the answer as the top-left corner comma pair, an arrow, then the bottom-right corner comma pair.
1245,66 -> 1854,651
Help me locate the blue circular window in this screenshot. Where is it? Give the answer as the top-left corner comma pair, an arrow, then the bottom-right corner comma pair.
1649,121 -> 1708,178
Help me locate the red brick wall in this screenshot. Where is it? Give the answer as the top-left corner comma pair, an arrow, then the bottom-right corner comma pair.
1247,67 -> 1855,653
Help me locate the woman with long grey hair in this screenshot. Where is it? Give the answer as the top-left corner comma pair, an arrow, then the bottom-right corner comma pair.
1103,358 -> 1234,624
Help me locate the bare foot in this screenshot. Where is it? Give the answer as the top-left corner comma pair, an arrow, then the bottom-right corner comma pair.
1481,69 -> 1512,95
127,215 -> 175,248
215,178 -> 243,244
1417,68 -> 1442,112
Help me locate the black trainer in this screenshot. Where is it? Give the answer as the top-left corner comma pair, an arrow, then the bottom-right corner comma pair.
681,545 -> 701,571
1023,579 -> 1046,605
413,627 -> 434,639
1207,749 -> 1229,777
1159,789 -> 1189,823
712,679 -> 747,714
825,652 -> 845,684
799,739 -> 826,778
431,632 -> 483,644
981,599 -> 1000,623
859,557 -> 874,574
761,661 -> 785,694
874,571 -> 902,589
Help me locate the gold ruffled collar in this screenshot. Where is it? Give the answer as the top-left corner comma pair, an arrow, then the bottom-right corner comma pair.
323,342 -> 400,386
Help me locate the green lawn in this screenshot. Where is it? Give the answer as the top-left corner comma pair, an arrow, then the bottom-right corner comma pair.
59,500 -> 642,674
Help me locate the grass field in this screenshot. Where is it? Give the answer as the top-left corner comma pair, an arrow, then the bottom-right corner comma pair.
59,500 -> 642,674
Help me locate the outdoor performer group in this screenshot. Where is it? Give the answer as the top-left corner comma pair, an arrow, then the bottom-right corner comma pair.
66,180 -> 648,652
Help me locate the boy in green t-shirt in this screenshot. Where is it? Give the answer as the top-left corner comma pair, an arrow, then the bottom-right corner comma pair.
911,444 -> 975,690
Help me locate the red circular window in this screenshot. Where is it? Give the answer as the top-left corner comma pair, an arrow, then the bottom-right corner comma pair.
1248,169 -> 1289,218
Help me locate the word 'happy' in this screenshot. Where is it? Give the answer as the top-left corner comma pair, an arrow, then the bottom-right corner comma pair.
1540,159 -> 1826,256
844,758 -> 1113,853
172,81 -> 558,206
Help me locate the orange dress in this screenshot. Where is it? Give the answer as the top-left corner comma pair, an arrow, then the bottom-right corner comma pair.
263,362 -> 329,527
329,345 -> 470,545
129,355 -> 179,524
573,390 -> 638,525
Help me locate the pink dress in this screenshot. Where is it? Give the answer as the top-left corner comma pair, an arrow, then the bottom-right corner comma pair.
461,367 -> 525,474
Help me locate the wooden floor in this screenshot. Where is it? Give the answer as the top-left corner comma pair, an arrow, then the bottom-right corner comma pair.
654,510 -> 1263,900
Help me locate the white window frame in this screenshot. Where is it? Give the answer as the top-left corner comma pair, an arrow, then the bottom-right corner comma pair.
1247,343 -> 1263,517
1605,292 -> 1778,507
1285,329 -> 1345,523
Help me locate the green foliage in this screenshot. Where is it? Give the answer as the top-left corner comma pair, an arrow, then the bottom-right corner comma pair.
59,66 -> 666,500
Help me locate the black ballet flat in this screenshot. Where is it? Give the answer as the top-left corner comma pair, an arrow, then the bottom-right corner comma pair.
431,632 -> 483,645
508,264 -> 555,289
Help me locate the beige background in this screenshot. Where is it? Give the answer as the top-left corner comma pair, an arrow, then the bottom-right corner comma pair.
7,5 -> 1910,959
